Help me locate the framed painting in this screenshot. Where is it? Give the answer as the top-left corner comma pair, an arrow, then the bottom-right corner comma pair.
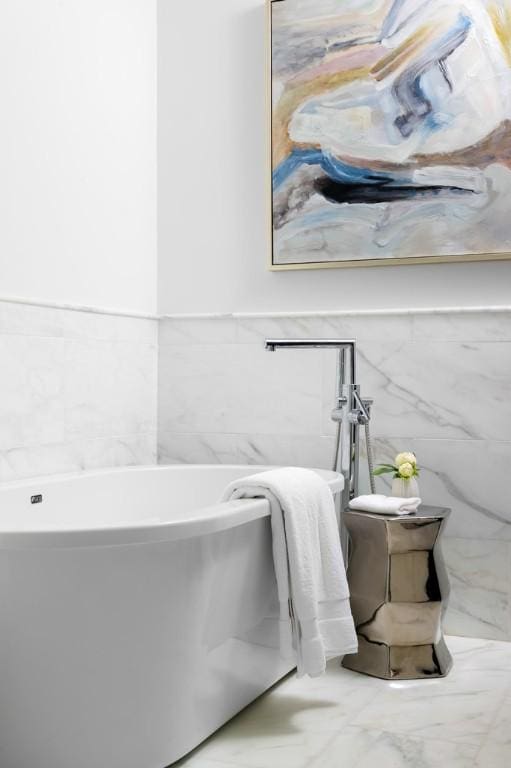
268,0 -> 511,269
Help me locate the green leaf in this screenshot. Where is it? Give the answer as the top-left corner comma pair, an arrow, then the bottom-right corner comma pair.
373,466 -> 395,476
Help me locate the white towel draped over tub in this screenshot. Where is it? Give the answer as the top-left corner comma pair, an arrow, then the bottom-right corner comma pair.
221,467 -> 357,678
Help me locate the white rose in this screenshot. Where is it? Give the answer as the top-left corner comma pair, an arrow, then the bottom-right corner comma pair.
399,462 -> 414,478
395,452 -> 416,467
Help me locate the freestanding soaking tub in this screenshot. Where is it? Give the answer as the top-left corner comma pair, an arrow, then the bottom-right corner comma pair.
0,464 -> 343,768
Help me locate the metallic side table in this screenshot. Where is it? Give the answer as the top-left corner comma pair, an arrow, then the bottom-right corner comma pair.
342,505 -> 453,680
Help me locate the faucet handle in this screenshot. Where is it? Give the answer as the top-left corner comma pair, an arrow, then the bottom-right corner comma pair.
331,407 -> 344,423
351,391 -> 372,425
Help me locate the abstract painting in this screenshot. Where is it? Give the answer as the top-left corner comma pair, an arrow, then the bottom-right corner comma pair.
270,0 -> 511,268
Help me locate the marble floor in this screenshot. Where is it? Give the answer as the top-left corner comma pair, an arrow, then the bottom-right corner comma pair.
174,637 -> 511,768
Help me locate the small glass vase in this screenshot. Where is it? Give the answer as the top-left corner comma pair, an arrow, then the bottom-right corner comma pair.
391,476 -> 420,498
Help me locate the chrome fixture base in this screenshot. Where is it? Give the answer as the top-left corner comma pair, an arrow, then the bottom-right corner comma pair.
342,506 -> 453,680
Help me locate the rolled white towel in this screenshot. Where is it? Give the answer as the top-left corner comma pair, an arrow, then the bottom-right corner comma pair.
349,494 -> 421,515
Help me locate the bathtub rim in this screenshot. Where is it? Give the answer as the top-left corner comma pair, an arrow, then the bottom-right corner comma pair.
0,464 -> 344,550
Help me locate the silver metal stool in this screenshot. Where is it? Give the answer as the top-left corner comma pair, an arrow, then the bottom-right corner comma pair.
342,506 -> 452,680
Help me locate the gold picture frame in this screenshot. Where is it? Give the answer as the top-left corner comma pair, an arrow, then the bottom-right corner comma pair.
267,0 -> 511,271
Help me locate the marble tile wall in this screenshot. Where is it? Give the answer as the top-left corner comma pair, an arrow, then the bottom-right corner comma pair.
158,309 -> 511,641
3,300 -> 508,642
0,300 -> 158,481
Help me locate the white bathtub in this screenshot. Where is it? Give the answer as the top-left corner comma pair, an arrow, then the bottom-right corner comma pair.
0,464 -> 343,768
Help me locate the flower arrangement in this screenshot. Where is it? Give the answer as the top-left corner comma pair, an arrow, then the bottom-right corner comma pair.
373,452 -> 420,480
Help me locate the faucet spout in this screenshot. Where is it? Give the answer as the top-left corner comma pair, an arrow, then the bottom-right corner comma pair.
265,339 -> 356,381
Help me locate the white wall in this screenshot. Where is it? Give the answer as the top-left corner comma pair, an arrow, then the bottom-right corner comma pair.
0,0 -> 157,314
158,0 -> 511,314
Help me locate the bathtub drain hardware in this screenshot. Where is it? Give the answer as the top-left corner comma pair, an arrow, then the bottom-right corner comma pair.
30,494 -> 43,504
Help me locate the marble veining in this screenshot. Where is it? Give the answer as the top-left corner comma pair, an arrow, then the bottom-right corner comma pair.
0,434 -> 157,483
476,690 -> 511,766
357,341 -> 511,440
174,637 -> 511,768
1,300 -> 509,642
64,339 -> 156,440
0,300 -> 157,481
442,538 -> 511,641
158,344 -> 323,436
0,336 -> 66,450
368,437 -> 511,541
158,433 -> 336,472
158,309 -> 511,641
313,728 -> 480,768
